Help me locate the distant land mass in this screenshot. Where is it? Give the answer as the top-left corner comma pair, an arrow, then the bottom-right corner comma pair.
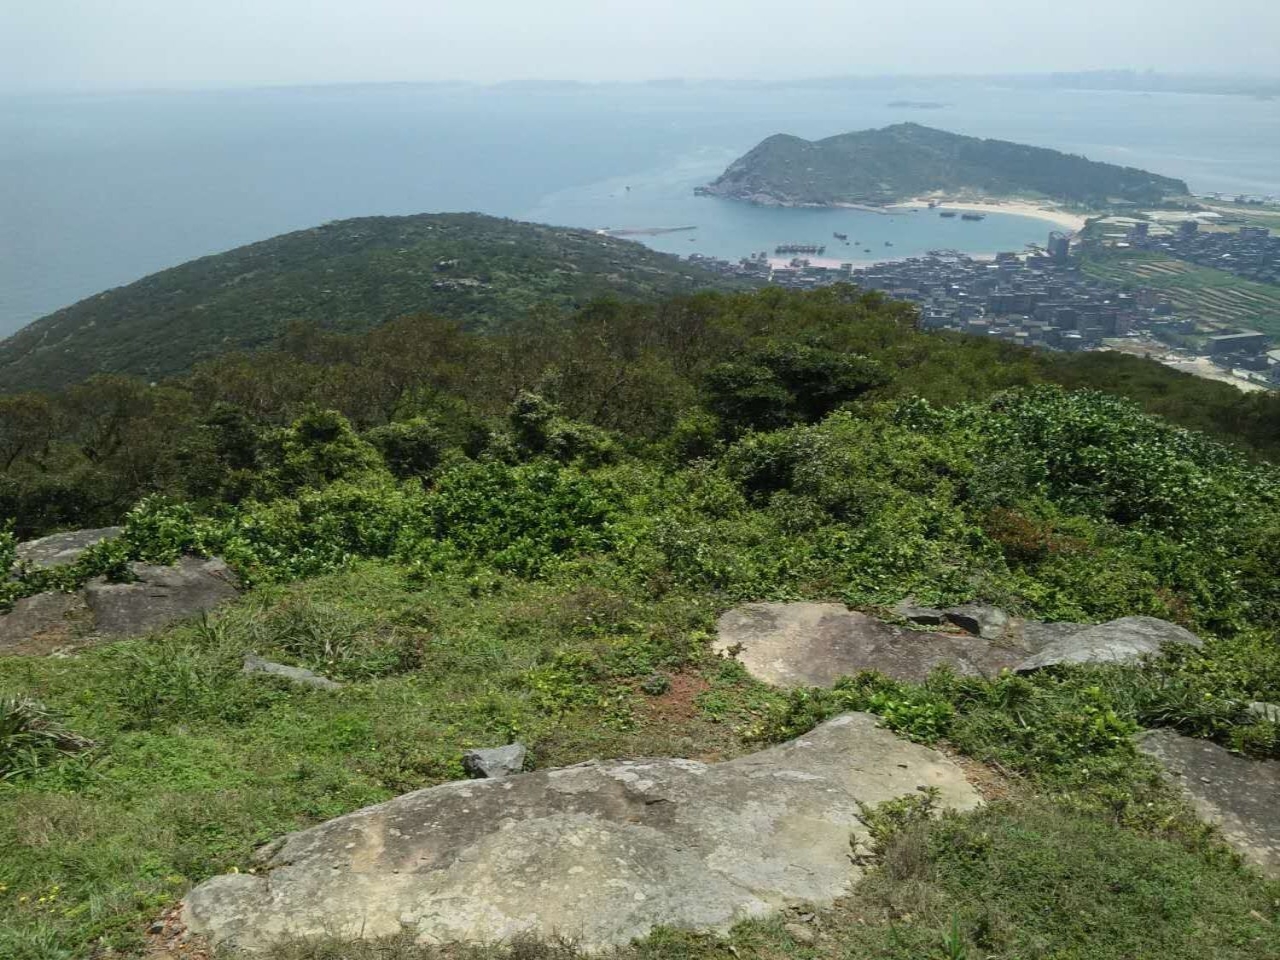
698,123 -> 1190,209
0,213 -> 750,393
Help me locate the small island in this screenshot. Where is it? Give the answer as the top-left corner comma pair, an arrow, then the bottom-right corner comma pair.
697,123 -> 1189,212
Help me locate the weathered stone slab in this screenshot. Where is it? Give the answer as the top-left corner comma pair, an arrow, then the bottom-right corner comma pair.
463,743 -> 527,779
0,591 -> 87,652
1016,616 -> 1203,672
85,557 -> 239,636
13,527 -> 123,571
183,713 -> 980,952
242,654 -> 342,690
716,602 -> 1022,686
1138,729 -> 1280,877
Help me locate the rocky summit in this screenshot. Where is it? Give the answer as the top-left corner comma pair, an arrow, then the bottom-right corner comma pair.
183,713 -> 979,952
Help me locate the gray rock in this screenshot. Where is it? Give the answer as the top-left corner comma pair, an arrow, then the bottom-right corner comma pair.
183,713 -> 980,952
462,743 -> 527,779
1015,616 -> 1203,672
891,599 -> 946,626
0,591 -> 87,652
84,557 -> 239,636
1246,702 -> 1280,725
715,602 -> 1022,686
242,655 -> 342,690
942,604 -> 1010,640
13,527 -> 123,571
1138,729 -> 1280,877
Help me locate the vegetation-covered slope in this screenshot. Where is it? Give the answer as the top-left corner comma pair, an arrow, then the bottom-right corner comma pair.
3,286 -> 1279,959
0,213 -> 749,393
700,123 -> 1189,207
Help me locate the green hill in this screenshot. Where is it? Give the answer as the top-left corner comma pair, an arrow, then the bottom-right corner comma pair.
699,123 -> 1189,208
0,213 -> 748,392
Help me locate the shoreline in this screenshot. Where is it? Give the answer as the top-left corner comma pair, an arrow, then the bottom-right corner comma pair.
767,250 -> 1000,271
889,198 -> 1089,232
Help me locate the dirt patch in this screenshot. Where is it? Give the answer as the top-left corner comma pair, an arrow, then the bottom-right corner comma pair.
943,749 -> 1021,803
142,903 -> 213,960
643,670 -> 712,724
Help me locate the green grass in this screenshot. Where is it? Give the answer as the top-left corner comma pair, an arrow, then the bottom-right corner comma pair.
2,557 -> 1278,958
1081,249 -> 1280,336
0,562 -> 746,958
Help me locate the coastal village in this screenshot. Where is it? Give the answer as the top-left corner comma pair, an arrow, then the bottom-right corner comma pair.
688,216 -> 1280,392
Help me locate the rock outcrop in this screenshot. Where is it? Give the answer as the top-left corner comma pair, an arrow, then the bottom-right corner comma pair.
12,526 -> 123,571
84,558 -> 239,637
2,538 -> 239,653
0,591 -> 89,653
714,602 -> 1024,685
1014,616 -> 1203,672
717,602 -> 1205,686
1138,730 -> 1280,877
183,713 -> 980,952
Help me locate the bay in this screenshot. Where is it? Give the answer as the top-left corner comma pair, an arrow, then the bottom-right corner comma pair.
2,79 -> 1277,337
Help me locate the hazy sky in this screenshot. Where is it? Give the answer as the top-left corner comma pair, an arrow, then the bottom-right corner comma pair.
2,0 -> 1278,92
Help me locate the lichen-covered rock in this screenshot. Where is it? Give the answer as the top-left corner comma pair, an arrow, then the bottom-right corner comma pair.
1138,729 -> 1280,877
13,527 -> 123,571
715,602 -> 1022,685
183,713 -> 980,952
84,558 -> 239,636
1015,616 -> 1202,672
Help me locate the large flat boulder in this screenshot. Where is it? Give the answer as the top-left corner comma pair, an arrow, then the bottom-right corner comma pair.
183,713 -> 979,952
84,557 -> 239,636
1138,730 -> 1280,877
715,602 -> 1022,686
13,526 -> 123,571
1015,616 -> 1203,672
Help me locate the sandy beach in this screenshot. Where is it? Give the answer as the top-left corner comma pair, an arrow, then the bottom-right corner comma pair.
890,198 -> 1089,232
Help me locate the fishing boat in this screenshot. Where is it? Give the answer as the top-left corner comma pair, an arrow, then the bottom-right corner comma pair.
961,212 -> 986,221
939,210 -> 957,218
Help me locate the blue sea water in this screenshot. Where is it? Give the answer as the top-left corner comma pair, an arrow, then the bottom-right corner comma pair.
2,80 -> 1278,336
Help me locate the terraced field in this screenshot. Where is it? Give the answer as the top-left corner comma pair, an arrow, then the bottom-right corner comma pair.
1083,250 -> 1280,336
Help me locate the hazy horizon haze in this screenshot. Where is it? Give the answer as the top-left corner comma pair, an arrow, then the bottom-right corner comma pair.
3,0 -> 1279,92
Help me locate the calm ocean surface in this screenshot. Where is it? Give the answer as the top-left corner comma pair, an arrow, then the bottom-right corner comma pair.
2,80 -> 1278,336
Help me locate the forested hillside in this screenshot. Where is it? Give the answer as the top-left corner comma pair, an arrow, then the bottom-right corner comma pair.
0,214 -> 749,392
700,123 -> 1189,207
3,285 -> 1278,541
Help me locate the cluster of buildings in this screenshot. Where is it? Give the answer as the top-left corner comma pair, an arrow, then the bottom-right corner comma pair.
686,235 -> 1279,389
1121,220 -> 1279,285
